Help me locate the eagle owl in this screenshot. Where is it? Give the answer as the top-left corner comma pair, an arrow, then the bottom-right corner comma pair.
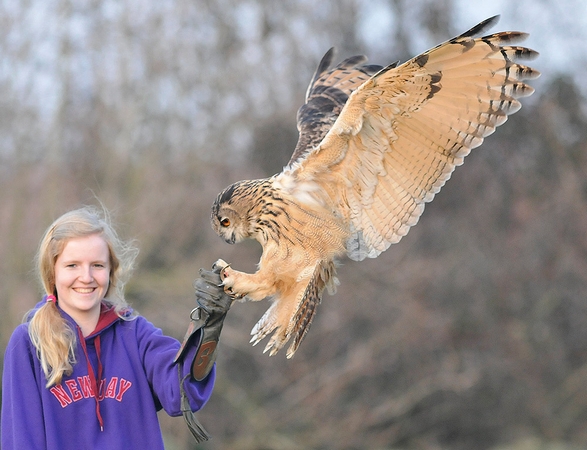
211,16 -> 539,358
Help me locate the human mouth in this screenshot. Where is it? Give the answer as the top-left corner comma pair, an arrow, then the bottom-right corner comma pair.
74,288 -> 96,294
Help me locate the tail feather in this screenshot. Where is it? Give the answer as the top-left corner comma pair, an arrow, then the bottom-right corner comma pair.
286,268 -> 324,358
286,261 -> 337,358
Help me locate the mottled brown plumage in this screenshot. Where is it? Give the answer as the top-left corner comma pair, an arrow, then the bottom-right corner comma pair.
211,16 -> 540,358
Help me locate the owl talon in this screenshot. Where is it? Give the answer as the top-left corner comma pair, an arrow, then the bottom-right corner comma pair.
220,265 -> 231,281
213,259 -> 231,280
224,288 -> 245,300
220,274 -> 246,300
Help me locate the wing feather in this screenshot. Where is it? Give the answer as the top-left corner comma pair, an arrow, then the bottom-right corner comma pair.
288,50 -> 386,166
286,16 -> 540,261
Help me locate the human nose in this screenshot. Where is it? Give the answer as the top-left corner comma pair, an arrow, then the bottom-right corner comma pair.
79,266 -> 95,283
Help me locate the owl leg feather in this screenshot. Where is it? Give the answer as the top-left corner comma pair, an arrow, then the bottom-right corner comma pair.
250,301 -> 280,347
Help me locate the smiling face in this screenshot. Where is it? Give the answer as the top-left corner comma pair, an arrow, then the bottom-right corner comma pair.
54,233 -> 111,335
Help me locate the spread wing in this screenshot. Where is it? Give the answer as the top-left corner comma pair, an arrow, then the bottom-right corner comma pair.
286,15 -> 540,261
288,48 -> 391,166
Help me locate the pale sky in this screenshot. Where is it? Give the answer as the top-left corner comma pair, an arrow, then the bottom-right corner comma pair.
359,0 -> 586,96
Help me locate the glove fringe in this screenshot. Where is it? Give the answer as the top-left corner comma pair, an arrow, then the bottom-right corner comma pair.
179,371 -> 211,443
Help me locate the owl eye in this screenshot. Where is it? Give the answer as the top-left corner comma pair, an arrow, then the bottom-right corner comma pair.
220,217 -> 231,227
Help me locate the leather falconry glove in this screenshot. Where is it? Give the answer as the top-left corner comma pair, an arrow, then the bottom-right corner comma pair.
174,260 -> 234,380
174,261 -> 234,443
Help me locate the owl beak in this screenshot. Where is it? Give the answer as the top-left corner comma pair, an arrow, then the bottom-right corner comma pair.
225,233 -> 236,245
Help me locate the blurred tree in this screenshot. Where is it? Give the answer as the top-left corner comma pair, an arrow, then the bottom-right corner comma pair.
1,1 -> 586,449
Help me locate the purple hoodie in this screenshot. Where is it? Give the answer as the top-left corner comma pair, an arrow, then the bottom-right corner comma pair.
1,300 -> 214,450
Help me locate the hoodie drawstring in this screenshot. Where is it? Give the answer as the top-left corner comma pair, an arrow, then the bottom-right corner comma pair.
78,328 -> 104,431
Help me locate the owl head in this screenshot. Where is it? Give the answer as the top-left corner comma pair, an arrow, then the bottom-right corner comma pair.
211,180 -> 260,244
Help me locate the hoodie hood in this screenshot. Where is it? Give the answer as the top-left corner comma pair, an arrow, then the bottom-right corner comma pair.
33,296 -> 130,337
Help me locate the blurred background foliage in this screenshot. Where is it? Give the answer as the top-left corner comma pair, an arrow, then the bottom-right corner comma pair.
2,0 -> 587,449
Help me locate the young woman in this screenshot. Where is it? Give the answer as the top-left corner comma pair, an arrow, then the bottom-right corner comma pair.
1,206 -> 232,449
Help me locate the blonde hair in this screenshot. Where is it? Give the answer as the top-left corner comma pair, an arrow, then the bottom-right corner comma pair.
27,206 -> 139,387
